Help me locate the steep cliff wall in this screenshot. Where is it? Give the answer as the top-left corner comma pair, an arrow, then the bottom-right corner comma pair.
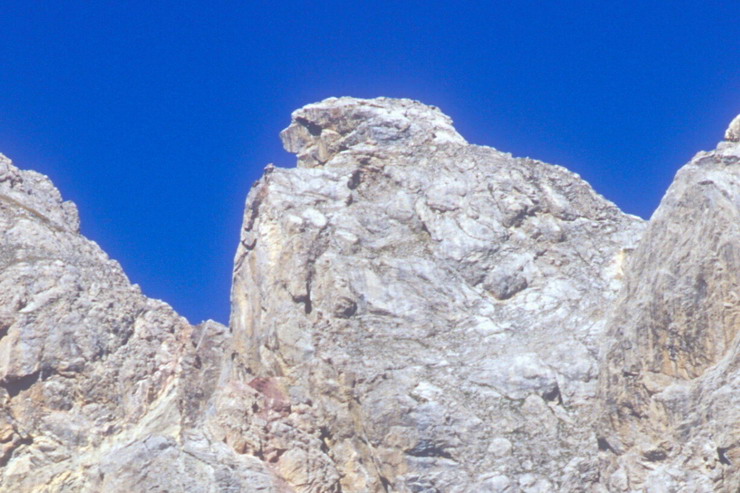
598,117 -> 740,491
0,155 -> 282,491
229,98 -> 644,491
0,99 -> 737,492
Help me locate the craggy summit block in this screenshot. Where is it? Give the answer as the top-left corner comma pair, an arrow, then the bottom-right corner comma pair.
0,97 -> 738,492
231,97 -> 645,491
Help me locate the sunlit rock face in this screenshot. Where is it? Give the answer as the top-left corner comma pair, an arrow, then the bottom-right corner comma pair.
1,101 -> 739,492
598,119 -> 740,492
229,97 -> 644,491
0,154 -> 281,492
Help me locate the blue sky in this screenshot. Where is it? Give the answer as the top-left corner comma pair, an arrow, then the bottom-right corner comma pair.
1,2 -> 738,324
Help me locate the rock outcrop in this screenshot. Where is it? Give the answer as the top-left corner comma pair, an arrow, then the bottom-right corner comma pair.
0,155 -> 282,491
598,125 -> 740,491
0,98 -> 738,492
230,97 -> 644,491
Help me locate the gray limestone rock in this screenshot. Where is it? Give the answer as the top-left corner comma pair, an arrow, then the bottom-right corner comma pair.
0,102 -> 738,492
230,97 -> 644,491
598,119 -> 740,492
0,154 -> 285,492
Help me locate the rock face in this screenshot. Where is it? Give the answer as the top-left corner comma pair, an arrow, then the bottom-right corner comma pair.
598,129 -> 740,491
0,155 -> 283,491
0,98 -> 738,492
230,97 -> 645,491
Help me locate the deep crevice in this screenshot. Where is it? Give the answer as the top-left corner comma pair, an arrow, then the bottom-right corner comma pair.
717,447 -> 732,465
318,426 -> 331,454
293,293 -> 312,314
0,320 -> 9,341
348,169 -> 362,189
379,475 -> 392,492
0,435 -> 32,467
597,436 -> 617,454
643,449 -> 667,462
543,384 -> 563,405
296,117 -> 323,136
1,370 -> 42,398
302,276 -> 314,314
406,441 -> 453,459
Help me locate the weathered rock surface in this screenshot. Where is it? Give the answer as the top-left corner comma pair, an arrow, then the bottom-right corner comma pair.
230,97 -> 644,491
0,154 -> 282,492
0,98 -> 738,492
598,126 -> 740,492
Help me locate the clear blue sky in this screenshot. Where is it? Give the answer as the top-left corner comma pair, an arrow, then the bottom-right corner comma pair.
1,2 -> 738,324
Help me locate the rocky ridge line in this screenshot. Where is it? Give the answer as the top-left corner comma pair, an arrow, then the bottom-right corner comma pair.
0,98 -> 737,492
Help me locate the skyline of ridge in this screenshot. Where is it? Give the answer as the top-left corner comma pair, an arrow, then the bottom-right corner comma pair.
1,2 -> 738,324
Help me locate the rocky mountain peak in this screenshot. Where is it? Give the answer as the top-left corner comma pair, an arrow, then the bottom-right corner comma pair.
233,97 -> 646,491
280,97 -> 467,168
0,101 -> 738,491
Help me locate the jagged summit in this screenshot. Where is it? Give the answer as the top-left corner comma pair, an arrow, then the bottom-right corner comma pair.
280,97 -> 467,168
234,96 -> 645,491
0,101 -> 738,491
